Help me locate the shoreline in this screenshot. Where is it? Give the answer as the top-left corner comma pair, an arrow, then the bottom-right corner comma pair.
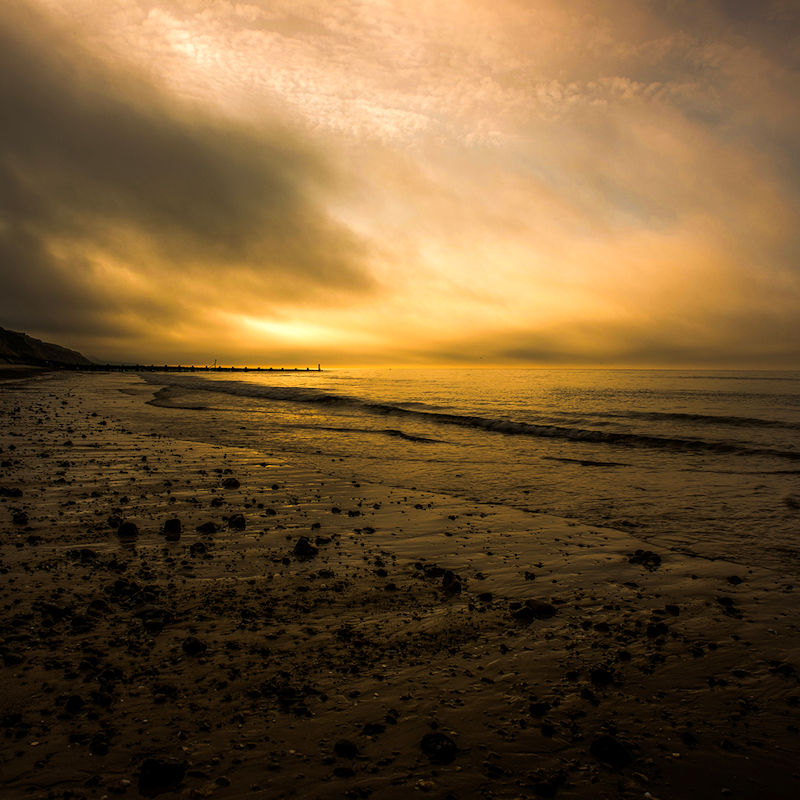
1,372 -> 798,798
0,364 -> 54,381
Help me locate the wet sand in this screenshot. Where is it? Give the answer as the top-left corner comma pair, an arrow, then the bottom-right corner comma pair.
1,373 -> 798,799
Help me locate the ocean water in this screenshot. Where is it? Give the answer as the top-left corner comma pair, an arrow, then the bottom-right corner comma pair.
144,368 -> 800,576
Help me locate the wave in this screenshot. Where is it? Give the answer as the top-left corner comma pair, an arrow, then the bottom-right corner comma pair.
392,400 -> 452,412
542,456 -> 630,467
142,375 -> 800,461
293,424 -> 443,444
594,409 -> 800,430
675,374 -> 800,382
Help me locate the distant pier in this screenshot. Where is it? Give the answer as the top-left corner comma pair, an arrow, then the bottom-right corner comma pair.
54,364 -> 323,373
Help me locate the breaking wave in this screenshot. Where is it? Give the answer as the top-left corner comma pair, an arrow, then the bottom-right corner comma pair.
144,375 -> 800,461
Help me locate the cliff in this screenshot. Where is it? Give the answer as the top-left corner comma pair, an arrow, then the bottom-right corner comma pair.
0,326 -> 93,366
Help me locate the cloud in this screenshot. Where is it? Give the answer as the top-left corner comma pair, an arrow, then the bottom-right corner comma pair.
2,1 -> 798,366
0,2 -> 374,347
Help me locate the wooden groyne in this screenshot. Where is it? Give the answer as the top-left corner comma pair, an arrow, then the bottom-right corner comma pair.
49,364 -> 322,373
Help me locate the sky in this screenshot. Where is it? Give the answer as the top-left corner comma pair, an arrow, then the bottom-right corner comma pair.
1,0 -> 798,367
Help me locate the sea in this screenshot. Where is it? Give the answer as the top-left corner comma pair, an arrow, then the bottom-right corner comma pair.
144,368 -> 800,577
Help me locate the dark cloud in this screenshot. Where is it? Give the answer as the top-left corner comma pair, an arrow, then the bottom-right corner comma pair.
0,3 -> 374,344
424,310 -> 800,368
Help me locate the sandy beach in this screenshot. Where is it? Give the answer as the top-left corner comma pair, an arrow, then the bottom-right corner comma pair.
1,371 -> 799,799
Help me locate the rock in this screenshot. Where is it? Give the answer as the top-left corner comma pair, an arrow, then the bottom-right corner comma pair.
769,661 -> 796,678
416,563 -> 445,579
163,518 -> 181,540
442,570 -> 462,594
11,511 -> 28,525
511,599 -> 556,623
181,636 -> 207,657
590,667 -> 615,687
138,757 -> 186,797
189,541 -> 207,556
531,771 -> 565,798
195,521 -> 218,534
580,687 -> 599,705
117,521 -> 138,541
628,550 -> 661,571
420,732 -> 457,764
333,766 -> 355,778
716,596 -> 742,617
334,739 -> 359,759
90,732 -> 110,756
2,650 -> 24,666
293,536 -> 318,559
65,695 -> 84,715
67,548 -> 98,564
589,734 -> 633,769
228,513 -> 246,530
221,478 -> 240,489
362,722 -> 386,736
681,730 -> 698,748
646,621 -> 668,638
134,605 -> 173,634
529,701 -> 551,717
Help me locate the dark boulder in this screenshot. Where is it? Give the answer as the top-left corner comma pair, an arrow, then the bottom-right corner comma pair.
138,757 -> 187,797
228,513 -> 246,530
64,695 -> 84,715
628,549 -> 661,571
181,636 -> 207,657
420,732 -> 457,764
589,734 -> 632,769
294,537 -> 318,559
512,599 -> 556,623
189,541 -> 207,556
589,667 -> 615,688
116,521 -> 138,541
195,521 -> 218,534
334,739 -> 359,759
163,518 -> 181,540
442,570 -> 462,594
